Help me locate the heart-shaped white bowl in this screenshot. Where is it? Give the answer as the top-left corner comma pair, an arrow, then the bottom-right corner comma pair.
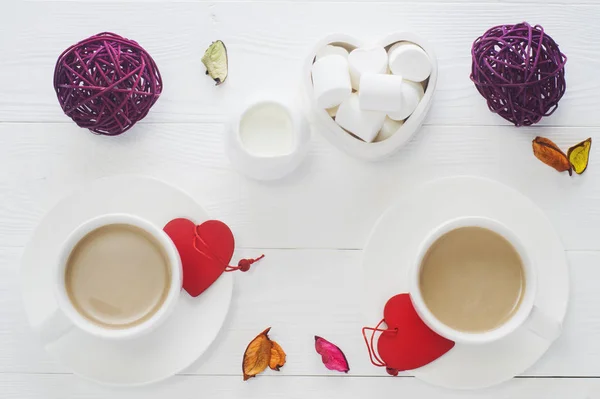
304,32 -> 438,161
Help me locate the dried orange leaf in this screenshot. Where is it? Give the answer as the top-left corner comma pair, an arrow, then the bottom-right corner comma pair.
269,340 -> 287,371
567,138 -> 592,175
532,137 -> 572,175
242,328 -> 273,381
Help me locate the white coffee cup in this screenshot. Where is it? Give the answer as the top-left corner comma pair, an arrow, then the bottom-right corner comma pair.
409,216 -> 561,345
37,214 -> 183,343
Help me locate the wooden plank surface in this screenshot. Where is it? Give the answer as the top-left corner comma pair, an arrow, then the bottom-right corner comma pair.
1,2 -> 600,126
0,123 -> 597,250
0,374 -> 598,399
1,0 -> 600,397
1,247 -> 599,378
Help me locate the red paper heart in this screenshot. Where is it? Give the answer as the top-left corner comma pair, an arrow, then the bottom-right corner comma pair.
377,294 -> 455,371
164,218 -> 235,297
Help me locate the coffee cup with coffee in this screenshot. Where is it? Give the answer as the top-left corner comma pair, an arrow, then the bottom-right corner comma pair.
409,216 -> 561,345
37,214 -> 183,343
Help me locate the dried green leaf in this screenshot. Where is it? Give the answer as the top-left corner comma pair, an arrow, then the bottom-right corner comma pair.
202,40 -> 228,85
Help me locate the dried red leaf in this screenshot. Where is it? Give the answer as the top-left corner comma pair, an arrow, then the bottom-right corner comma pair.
314,336 -> 350,373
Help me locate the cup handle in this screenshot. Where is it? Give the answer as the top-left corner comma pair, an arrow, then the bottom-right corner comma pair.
525,305 -> 562,342
37,307 -> 74,344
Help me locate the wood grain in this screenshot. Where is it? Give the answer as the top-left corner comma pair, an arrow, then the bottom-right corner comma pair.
0,374 -> 598,399
1,0 -> 600,395
0,123 -> 597,250
2,247 -> 600,377
1,2 -> 600,126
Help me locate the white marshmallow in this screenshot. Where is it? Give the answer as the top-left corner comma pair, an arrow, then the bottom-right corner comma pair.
388,42 -> 431,82
335,93 -> 386,143
348,46 -> 387,90
387,80 -> 424,121
316,45 -> 349,61
359,74 -> 404,113
375,117 -> 404,142
327,105 -> 339,118
311,55 -> 352,109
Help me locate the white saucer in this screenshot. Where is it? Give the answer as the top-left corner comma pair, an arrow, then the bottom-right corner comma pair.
363,176 -> 569,390
20,176 -> 233,386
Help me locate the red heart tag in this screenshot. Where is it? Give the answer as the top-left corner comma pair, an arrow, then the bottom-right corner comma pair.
365,293 -> 455,373
164,218 -> 234,297
378,294 -> 455,371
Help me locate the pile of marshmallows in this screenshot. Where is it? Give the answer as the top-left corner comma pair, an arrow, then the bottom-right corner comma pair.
311,42 -> 432,143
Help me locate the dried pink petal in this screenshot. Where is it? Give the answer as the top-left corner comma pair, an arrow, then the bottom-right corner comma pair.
314,336 -> 350,373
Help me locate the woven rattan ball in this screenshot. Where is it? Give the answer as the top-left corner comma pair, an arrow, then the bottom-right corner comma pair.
54,32 -> 163,135
471,22 -> 567,126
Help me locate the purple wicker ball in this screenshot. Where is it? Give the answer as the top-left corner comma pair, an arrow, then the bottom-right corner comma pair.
53,32 -> 163,135
471,22 -> 567,126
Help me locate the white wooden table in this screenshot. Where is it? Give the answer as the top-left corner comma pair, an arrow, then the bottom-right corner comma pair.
1,0 -> 600,397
